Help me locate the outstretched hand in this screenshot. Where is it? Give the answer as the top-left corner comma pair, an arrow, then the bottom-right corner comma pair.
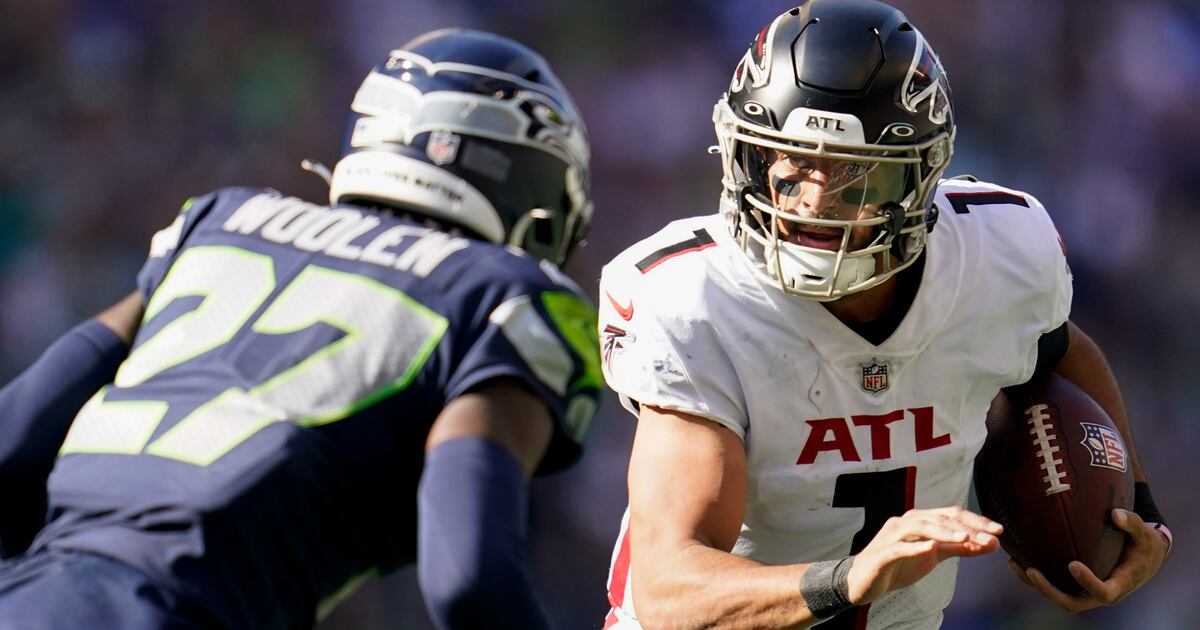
1008,508 -> 1168,612
847,506 -> 1003,606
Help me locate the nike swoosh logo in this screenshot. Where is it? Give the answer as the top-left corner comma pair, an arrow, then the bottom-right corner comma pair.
605,291 -> 634,321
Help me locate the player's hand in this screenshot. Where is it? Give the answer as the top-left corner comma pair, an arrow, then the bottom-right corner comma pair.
1008,508 -> 1168,612
846,506 -> 1003,606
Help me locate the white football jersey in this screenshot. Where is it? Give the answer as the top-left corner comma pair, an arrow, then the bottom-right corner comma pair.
599,179 -> 1072,629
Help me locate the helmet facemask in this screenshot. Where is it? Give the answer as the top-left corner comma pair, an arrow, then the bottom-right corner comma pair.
714,1 -> 956,300
715,100 -> 951,301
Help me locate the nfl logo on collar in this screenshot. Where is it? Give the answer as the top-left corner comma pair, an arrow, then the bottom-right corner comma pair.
861,359 -> 889,394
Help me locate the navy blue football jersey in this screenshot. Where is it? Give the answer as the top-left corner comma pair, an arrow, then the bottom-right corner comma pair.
36,188 -> 601,628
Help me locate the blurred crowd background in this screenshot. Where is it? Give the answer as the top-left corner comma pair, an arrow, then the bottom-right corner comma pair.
2,0 -> 1196,628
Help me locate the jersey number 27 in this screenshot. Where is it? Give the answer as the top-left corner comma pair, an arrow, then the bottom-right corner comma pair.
61,245 -> 447,466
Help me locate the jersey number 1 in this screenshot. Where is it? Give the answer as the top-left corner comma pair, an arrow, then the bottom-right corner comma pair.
817,467 -> 916,630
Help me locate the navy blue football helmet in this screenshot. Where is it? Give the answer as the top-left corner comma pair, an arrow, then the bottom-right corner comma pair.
329,29 -> 592,265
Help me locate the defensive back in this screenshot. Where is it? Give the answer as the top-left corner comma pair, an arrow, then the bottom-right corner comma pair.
42,187 -> 600,627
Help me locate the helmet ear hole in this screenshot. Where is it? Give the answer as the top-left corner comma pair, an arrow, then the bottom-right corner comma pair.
533,212 -> 555,247
509,208 -> 559,258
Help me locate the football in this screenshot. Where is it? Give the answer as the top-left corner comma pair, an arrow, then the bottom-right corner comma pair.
973,372 -> 1133,595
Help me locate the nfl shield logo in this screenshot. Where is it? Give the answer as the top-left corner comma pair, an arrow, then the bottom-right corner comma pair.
1080,422 -> 1128,472
426,130 -> 461,165
861,359 -> 889,394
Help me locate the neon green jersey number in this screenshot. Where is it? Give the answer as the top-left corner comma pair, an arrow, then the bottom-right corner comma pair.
62,246 -> 447,465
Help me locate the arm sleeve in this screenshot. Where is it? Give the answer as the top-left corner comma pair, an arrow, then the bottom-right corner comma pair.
0,319 -> 129,557
417,436 -> 551,630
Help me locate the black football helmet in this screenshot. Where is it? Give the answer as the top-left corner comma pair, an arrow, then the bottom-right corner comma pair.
714,0 -> 954,300
329,29 -> 592,265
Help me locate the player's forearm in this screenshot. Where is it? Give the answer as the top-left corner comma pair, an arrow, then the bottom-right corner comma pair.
94,290 -> 144,345
1055,323 -> 1172,553
0,320 -> 127,469
633,542 -> 826,629
0,318 -> 128,556
1055,322 -> 1145,481
417,437 -> 552,630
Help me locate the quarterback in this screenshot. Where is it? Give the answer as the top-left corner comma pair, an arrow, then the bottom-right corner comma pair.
599,2 -> 1169,628
0,30 -> 599,629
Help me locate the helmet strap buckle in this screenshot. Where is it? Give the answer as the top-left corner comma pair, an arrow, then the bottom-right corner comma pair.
878,201 -> 914,263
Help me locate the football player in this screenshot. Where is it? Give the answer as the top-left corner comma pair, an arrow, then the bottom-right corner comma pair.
0,29 -> 600,629
598,2 -> 1170,628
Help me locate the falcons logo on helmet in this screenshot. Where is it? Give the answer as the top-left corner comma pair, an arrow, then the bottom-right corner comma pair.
900,33 -> 951,124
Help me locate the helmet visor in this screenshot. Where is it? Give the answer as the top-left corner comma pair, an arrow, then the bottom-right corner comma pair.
746,146 -> 911,223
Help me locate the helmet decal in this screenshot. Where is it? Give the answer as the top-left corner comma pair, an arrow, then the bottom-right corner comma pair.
347,67 -> 586,169
730,17 -> 781,94
425,130 -> 461,165
900,34 -> 952,125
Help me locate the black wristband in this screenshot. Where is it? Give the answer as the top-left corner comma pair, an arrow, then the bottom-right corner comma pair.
800,555 -> 855,620
1134,481 -> 1166,528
